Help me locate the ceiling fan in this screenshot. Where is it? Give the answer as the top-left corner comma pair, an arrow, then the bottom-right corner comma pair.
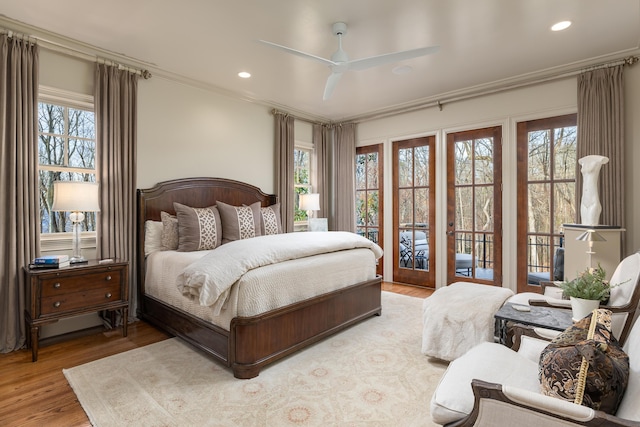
259,22 -> 440,101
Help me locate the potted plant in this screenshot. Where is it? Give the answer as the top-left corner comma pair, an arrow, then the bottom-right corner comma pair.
557,265 -> 611,320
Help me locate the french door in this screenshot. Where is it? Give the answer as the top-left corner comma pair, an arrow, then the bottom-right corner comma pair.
393,136 -> 435,287
446,127 -> 502,286
356,144 -> 384,276
516,114 -> 577,293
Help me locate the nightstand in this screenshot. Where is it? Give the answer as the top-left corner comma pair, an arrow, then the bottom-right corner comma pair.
24,259 -> 129,362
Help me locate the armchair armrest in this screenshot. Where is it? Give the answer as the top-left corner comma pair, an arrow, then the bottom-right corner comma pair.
446,380 -> 640,427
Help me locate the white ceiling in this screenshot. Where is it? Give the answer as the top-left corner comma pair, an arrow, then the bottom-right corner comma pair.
1,0 -> 639,121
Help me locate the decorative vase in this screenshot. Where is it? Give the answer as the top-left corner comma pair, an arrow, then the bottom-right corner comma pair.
578,155 -> 609,226
570,296 -> 600,321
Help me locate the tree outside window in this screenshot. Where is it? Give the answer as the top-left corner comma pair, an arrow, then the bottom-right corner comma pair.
294,147 -> 312,225
38,101 -> 97,234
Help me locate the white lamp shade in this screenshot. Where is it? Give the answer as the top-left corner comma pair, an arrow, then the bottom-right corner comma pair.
299,193 -> 320,211
52,181 -> 101,212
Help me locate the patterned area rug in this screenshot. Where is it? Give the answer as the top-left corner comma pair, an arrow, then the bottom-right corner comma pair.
63,292 -> 448,426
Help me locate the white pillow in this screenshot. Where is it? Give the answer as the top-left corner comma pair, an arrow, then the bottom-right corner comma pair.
144,220 -> 164,256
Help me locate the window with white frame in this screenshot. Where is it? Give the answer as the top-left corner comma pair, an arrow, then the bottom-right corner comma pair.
38,88 -> 97,235
294,144 -> 313,227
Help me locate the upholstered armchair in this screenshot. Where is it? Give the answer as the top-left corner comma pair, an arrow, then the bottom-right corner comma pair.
431,315 -> 640,426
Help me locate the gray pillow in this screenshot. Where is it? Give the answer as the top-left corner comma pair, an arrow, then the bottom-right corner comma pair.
217,201 -> 262,244
173,202 -> 222,251
260,203 -> 282,235
160,211 -> 178,250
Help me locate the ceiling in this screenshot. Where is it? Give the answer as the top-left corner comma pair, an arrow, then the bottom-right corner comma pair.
1,0 -> 639,121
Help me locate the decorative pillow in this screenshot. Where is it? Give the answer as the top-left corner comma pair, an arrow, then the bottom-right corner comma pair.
173,202 -> 222,251
260,203 -> 282,235
216,201 -> 262,244
144,220 -> 164,256
539,309 -> 629,414
160,211 -> 179,250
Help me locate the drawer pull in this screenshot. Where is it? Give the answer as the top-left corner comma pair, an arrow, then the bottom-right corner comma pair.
53,301 -> 61,308
105,292 -> 112,299
105,275 -> 112,281
54,282 -> 61,289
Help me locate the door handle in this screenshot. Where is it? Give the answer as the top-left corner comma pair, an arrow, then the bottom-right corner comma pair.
447,231 -> 454,236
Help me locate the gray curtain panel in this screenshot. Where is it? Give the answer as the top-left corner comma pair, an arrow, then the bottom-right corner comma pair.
334,123 -> 357,232
576,65 -> 624,230
275,112 -> 295,232
95,63 -> 138,320
0,35 -> 39,352
312,123 -> 331,224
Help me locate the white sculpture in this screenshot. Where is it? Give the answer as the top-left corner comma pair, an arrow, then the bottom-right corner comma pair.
579,155 -> 609,226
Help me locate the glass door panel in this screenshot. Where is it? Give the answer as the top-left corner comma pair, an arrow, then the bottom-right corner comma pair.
393,137 -> 435,287
447,127 -> 502,286
517,114 -> 577,293
356,145 -> 384,276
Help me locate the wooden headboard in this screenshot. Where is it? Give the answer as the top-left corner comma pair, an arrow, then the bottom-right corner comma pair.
136,177 -> 278,313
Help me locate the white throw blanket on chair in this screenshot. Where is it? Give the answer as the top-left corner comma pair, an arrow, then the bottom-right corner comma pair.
421,282 -> 514,361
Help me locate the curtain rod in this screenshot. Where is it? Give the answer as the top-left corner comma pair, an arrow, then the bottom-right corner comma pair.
353,55 -> 639,124
271,109 -> 357,127
96,58 -> 152,79
271,109 -> 330,126
1,27 -> 152,79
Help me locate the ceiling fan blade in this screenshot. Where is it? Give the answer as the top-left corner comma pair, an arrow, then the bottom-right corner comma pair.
347,45 -> 440,71
323,71 -> 343,101
257,40 -> 337,67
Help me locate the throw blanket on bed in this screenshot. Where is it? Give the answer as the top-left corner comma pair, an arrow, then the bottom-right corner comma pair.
177,231 -> 383,313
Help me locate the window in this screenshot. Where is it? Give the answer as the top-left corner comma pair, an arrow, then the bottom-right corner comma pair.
294,145 -> 313,227
38,89 -> 96,235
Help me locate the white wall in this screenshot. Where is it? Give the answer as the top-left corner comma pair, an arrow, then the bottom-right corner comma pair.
137,78 -> 276,192
358,68 -> 640,289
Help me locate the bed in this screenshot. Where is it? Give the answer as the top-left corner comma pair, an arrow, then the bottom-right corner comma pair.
137,177 -> 382,379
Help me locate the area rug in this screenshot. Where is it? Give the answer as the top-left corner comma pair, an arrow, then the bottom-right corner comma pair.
63,292 -> 448,426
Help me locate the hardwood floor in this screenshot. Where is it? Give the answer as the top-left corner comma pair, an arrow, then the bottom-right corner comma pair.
0,282 -> 431,426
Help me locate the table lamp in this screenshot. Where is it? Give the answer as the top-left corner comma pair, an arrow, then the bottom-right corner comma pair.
299,193 -> 320,218
299,193 -> 320,230
576,229 -> 606,272
52,181 -> 100,264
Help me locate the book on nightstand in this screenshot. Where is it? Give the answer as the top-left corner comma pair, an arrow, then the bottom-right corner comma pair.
30,254 -> 71,269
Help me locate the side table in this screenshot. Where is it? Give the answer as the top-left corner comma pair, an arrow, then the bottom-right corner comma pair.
24,259 -> 129,362
494,302 -> 573,348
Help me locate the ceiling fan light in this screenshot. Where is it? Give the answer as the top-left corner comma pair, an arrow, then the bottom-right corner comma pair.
551,21 -> 572,31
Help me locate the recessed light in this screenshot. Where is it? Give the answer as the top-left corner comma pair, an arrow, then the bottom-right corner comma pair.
238,71 -> 251,78
392,65 -> 412,75
551,21 -> 572,31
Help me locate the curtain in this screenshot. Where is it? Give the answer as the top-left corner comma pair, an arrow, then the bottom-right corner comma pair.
0,35 -> 39,352
95,63 -> 138,321
333,123 -> 357,232
576,65 -> 624,229
275,112 -> 295,232
312,123 -> 331,223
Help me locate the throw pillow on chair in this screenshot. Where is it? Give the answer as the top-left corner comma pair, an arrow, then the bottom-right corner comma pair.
539,309 -> 629,414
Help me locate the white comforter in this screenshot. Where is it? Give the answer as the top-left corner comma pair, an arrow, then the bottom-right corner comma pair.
177,231 -> 383,313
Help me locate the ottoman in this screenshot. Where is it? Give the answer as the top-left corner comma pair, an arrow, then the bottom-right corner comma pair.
421,282 -> 514,361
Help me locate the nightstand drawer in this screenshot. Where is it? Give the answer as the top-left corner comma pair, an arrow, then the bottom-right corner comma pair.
40,270 -> 122,297
40,283 -> 122,315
